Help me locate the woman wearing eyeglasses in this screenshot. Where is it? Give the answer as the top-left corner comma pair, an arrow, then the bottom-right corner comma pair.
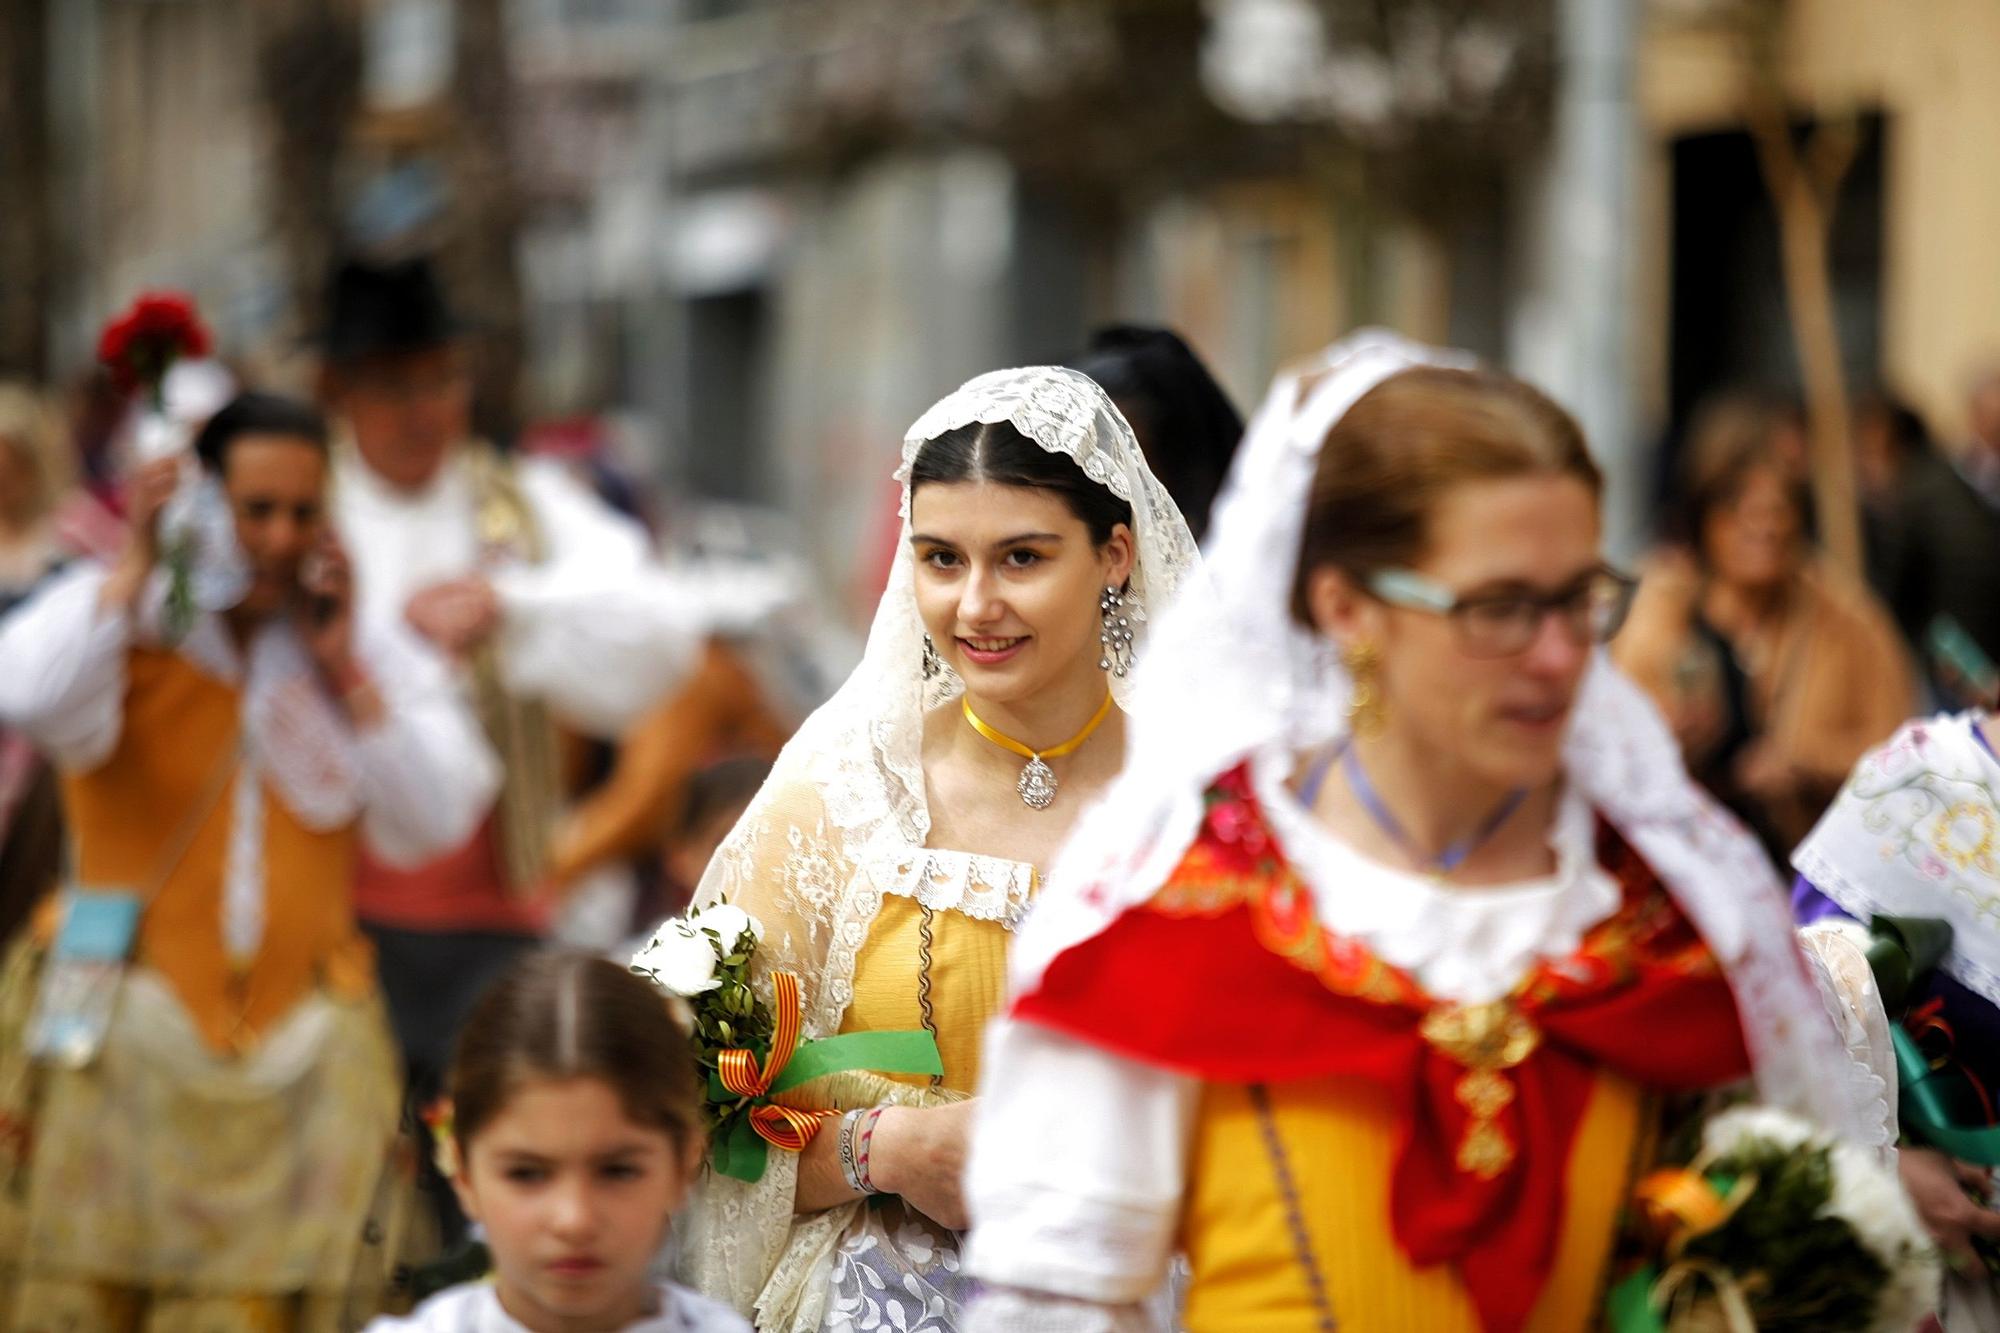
961,335 -> 1871,1333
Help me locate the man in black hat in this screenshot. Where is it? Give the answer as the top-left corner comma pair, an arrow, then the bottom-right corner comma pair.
319,257 -> 700,1236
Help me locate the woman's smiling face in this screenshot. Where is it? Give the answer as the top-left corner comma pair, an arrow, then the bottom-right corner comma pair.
909,479 -> 1133,710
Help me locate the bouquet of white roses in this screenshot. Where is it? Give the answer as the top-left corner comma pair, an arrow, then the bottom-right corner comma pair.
1607,1105 -> 1939,1333
632,900 -> 941,1181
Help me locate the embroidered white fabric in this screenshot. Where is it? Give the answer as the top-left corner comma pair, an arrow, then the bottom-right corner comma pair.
971,330 -> 1882,1321
1794,711 -> 2000,1008
663,367 -> 1200,1332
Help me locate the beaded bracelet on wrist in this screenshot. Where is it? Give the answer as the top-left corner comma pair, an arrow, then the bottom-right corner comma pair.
837,1108 -> 868,1196
854,1105 -> 887,1195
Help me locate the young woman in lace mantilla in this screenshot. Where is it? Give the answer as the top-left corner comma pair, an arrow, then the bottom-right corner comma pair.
663,368 -> 1199,1332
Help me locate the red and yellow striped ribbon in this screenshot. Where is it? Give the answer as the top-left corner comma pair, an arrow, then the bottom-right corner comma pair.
716,970 -> 834,1152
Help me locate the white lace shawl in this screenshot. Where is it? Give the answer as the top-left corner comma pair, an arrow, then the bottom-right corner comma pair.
1013,331 -> 1882,1150
672,367 -> 1200,1327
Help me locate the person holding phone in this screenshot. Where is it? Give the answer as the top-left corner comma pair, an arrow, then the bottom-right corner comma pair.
0,392 -> 497,1330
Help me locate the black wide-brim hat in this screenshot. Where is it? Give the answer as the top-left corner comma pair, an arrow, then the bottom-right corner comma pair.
320,256 -> 463,364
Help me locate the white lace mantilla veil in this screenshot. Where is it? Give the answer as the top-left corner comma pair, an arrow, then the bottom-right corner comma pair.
673,366 -> 1200,1327
1012,329 -> 1878,1147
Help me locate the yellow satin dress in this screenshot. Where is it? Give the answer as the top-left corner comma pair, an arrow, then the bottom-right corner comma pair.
839,853 -> 1033,1093
1178,1071 -> 1648,1332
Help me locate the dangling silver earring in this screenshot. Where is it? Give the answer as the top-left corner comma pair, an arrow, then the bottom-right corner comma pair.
1098,585 -> 1135,678
922,633 -> 943,681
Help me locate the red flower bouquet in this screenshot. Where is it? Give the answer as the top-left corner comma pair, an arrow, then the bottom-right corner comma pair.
96,291 -> 215,640
96,292 -> 212,403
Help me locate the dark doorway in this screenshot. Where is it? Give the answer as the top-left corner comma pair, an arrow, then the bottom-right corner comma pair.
1666,112 -> 1886,456
684,287 -> 772,501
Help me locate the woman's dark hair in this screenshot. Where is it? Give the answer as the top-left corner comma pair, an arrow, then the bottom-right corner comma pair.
1673,391 -> 1809,560
908,419 -> 1134,547
192,391 -> 330,476
1070,325 -> 1243,543
1290,366 -> 1601,627
450,951 -> 702,1154
1854,390 -> 1934,462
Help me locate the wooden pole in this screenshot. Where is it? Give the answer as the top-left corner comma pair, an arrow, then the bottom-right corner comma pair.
1740,8 -> 1864,579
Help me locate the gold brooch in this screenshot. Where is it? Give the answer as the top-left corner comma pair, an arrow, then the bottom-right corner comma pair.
1419,1000 -> 1542,1180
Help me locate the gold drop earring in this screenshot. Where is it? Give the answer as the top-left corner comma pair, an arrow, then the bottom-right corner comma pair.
1343,640 -> 1387,738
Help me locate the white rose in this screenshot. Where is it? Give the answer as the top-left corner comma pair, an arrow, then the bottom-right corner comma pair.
632,923 -> 722,996
1825,1140 -> 1940,1332
695,903 -> 763,952
1699,1104 -> 1817,1158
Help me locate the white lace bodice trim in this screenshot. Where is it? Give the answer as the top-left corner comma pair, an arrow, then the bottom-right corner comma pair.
868,846 -> 1036,930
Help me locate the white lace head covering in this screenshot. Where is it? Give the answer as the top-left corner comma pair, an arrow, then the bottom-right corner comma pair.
812,365 -> 1197,850
1014,329 -> 1878,1143
691,365 -> 1199,1015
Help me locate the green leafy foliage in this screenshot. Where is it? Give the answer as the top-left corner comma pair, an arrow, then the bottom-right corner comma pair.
681,922 -> 774,1141
1680,1139 -> 1890,1332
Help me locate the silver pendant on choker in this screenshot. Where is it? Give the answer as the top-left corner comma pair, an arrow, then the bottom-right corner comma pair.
1017,756 -> 1058,810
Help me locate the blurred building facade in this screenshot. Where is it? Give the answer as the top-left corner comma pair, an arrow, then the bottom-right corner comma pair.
8,0 -> 2000,610
1637,0 -> 2000,445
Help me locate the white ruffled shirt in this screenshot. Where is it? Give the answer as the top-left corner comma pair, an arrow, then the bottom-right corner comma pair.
365,1281 -> 750,1333
963,750 -> 1625,1331
334,448 -> 702,739
0,563 -> 498,958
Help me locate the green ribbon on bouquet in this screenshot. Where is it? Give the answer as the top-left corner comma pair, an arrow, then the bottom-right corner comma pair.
707,1026 -> 944,1184
1865,916 -> 2000,1167
1607,1268 -> 1669,1333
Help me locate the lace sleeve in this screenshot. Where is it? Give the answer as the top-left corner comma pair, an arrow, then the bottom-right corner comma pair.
689,771 -> 850,1027
673,770 -> 857,1319
1798,920 -> 1900,1158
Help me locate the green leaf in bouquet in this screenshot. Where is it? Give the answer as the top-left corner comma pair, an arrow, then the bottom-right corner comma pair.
1681,1142 -> 1888,1332
1865,915 -> 1954,1016
712,1115 -> 768,1182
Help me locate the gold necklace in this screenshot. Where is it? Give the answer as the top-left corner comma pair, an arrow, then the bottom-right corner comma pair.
961,691 -> 1115,810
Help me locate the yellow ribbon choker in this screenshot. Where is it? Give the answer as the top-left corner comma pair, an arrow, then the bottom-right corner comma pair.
961,691 -> 1115,810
